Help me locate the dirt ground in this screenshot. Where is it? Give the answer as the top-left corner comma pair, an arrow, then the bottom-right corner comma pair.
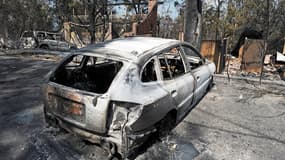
0,55 -> 285,160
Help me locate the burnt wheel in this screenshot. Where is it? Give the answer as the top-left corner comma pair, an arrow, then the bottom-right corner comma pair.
43,107 -> 57,128
109,153 -> 121,160
40,44 -> 49,50
157,111 -> 176,138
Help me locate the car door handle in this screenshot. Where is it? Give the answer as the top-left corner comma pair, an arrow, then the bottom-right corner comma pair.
196,76 -> 200,81
171,90 -> 178,97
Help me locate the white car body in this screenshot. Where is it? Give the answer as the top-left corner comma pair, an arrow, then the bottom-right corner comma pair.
42,37 -> 215,158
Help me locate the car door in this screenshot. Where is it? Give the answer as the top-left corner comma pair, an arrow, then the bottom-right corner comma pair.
157,45 -> 195,119
181,44 -> 212,104
137,57 -> 177,129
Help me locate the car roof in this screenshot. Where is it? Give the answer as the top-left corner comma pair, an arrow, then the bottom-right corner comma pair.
78,37 -> 180,62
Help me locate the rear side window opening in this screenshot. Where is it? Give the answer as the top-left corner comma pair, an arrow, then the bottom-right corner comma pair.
50,55 -> 123,94
141,59 -> 158,83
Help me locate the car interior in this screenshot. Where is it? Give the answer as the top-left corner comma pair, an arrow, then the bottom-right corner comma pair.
158,47 -> 185,80
182,46 -> 204,70
140,46 -> 206,82
50,55 -> 123,94
141,59 -> 158,82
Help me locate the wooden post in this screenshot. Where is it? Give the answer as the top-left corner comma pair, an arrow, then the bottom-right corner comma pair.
63,22 -> 71,42
259,0 -> 270,85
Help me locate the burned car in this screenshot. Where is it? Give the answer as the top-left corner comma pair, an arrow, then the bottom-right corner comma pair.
19,31 -> 76,50
42,37 -> 215,158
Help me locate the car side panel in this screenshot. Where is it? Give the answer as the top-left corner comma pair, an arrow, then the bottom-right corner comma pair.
43,82 -> 110,134
174,73 -> 195,119
108,63 -> 177,131
192,65 -> 211,104
129,93 -> 176,132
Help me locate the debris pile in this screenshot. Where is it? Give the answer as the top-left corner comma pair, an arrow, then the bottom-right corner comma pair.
223,53 -> 285,81
135,134 -> 200,160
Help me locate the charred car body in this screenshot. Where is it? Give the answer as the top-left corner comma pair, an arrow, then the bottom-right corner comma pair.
42,37 -> 215,158
19,31 -> 76,50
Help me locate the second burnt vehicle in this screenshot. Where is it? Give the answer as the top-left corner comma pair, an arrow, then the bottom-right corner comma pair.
19,31 -> 76,50
42,37 -> 215,158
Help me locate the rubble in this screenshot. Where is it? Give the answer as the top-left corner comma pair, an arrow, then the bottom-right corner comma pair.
264,54 -> 271,65
240,39 -> 265,73
223,55 -> 283,81
1,55 -> 285,160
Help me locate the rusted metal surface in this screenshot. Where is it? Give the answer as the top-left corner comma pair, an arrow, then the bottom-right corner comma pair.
200,40 -> 226,73
200,40 -> 217,61
240,39 -> 265,73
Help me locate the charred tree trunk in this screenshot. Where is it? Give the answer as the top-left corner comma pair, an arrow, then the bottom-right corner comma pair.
184,0 -> 202,49
101,0 -> 108,42
216,0 -> 221,41
89,1 -> 97,44
0,2 -> 8,39
259,0 -> 270,84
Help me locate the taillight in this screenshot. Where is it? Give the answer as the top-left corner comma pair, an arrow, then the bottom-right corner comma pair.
110,101 -> 143,131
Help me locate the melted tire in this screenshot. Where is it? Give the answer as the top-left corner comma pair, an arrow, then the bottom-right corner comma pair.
157,112 -> 176,138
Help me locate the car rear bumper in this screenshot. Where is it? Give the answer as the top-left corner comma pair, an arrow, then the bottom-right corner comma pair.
44,110 -> 156,158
